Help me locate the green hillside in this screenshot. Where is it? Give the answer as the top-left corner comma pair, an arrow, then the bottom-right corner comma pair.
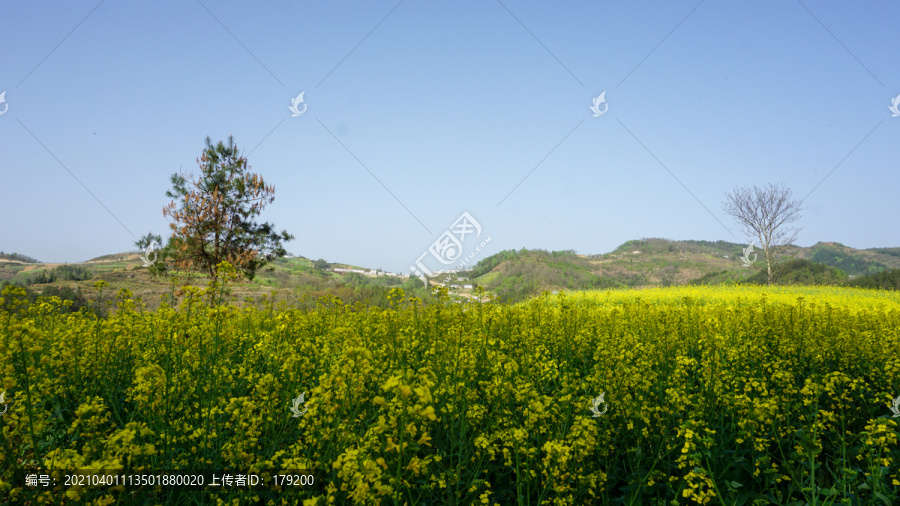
742,259 -> 847,285
3,238 -> 898,309
0,253 -> 432,314
801,242 -> 900,276
469,249 -> 620,303
469,239 -> 900,302
846,269 -> 900,290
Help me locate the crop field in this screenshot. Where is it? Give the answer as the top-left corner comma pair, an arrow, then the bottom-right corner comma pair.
1,281 -> 900,505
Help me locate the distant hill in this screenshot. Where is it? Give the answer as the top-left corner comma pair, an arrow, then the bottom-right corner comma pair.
800,242 -> 899,276
2,238 -> 898,308
0,252 -> 40,263
869,247 -> 900,259
469,239 -> 900,302
469,249 -> 620,302
0,252 -> 432,313
86,252 -> 139,263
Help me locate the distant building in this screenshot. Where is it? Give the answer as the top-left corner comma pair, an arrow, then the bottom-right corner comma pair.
332,268 -> 367,274
463,284 -> 473,289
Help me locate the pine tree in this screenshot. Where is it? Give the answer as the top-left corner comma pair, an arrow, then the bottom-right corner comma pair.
162,136 -> 293,281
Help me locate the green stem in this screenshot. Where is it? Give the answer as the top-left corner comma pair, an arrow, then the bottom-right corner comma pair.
18,339 -> 39,463
395,392 -> 406,506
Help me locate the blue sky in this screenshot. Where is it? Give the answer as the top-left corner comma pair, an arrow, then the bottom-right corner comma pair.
2,1 -> 898,274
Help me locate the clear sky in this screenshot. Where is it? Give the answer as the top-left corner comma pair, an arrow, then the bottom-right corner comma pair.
2,1 -> 898,274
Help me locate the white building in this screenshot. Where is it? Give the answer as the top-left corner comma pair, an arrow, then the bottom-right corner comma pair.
332,268 -> 367,274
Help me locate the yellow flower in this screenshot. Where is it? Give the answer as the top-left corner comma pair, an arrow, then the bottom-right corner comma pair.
419,406 -> 436,421
385,437 -> 398,453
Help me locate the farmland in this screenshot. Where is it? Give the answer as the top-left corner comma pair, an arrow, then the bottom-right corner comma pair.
1,280 -> 899,504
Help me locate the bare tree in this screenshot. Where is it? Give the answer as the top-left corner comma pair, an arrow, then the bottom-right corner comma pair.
722,182 -> 803,285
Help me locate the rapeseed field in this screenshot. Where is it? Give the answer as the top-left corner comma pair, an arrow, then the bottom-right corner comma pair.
1,274 -> 899,505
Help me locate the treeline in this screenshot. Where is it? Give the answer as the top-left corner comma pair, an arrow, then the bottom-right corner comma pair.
474,250 -> 619,303
745,259 -> 846,285
20,265 -> 93,286
0,265 -> 93,313
808,244 -> 888,276
690,260 -> 844,287
341,272 -> 405,288
847,269 -> 900,290
0,251 -> 40,263
688,270 -> 749,286
689,259 -> 900,291
470,248 -> 579,278
869,247 -> 900,259
296,277 -> 434,310
611,238 -> 745,257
